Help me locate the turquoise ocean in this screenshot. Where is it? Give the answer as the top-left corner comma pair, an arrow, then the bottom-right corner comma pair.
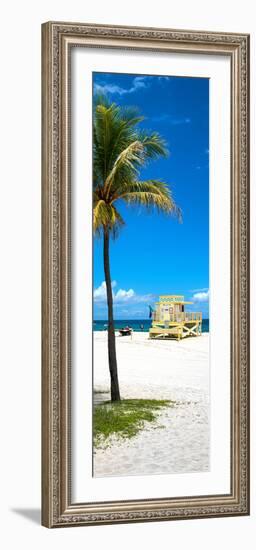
94,319 -> 209,333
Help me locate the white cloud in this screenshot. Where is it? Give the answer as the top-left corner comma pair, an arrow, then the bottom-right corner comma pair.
115,288 -> 135,301
94,83 -> 127,95
190,287 -> 208,293
94,280 -> 117,301
94,74 -> 174,99
93,281 -> 106,300
94,76 -> 148,97
157,76 -> 170,81
192,289 -> 209,303
152,114 -> 191,125
94,281 -> 154,305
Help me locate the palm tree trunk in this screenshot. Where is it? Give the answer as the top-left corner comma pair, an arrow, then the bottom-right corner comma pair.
103,229 -> 121,401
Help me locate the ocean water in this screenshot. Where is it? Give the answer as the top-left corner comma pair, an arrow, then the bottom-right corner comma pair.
94,319 -> 209,333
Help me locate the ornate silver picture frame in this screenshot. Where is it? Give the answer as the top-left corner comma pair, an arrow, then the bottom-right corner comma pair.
42,21 -> 250,527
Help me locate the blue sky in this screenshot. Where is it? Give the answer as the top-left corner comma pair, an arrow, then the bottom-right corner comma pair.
93,72 -> 209,319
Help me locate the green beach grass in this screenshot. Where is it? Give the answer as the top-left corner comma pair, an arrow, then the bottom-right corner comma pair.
93,399 -> 174,448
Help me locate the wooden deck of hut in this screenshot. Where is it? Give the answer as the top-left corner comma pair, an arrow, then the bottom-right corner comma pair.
149,295 -> 202,340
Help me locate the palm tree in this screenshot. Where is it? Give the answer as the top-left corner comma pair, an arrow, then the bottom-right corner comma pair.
93,96 -> 181,401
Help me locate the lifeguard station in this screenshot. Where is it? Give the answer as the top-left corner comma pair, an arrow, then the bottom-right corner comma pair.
149,295 -> 202,340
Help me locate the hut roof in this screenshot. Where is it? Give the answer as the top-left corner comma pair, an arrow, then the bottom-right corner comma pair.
157,294 -> 193,305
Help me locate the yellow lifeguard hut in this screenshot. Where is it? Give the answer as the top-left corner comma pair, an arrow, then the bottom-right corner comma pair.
149,295 -> 202,340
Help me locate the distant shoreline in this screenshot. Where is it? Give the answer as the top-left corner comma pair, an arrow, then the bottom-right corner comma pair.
93,319 -> 210,333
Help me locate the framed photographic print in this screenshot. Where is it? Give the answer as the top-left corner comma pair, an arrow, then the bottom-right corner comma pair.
42,21 -> 250,527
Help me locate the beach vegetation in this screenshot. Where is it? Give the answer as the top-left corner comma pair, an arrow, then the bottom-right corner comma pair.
93,398 -> 174,447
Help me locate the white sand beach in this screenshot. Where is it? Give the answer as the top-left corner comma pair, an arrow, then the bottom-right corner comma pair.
93,331 -> 210,477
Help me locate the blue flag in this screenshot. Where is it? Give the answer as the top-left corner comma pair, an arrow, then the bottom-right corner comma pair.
148,305 -> 154,318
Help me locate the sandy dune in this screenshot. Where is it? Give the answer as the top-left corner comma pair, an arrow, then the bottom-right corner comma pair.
93,331 -> 209,477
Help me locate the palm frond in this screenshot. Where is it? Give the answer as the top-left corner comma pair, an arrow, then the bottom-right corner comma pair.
115,179 -> 182,219
93,95 -> 181,238
110,205 -> 125,239
93,198 -> 125,236
104,141 -> 145,196
137,130 -> 169,160
93,96 -> 144,185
